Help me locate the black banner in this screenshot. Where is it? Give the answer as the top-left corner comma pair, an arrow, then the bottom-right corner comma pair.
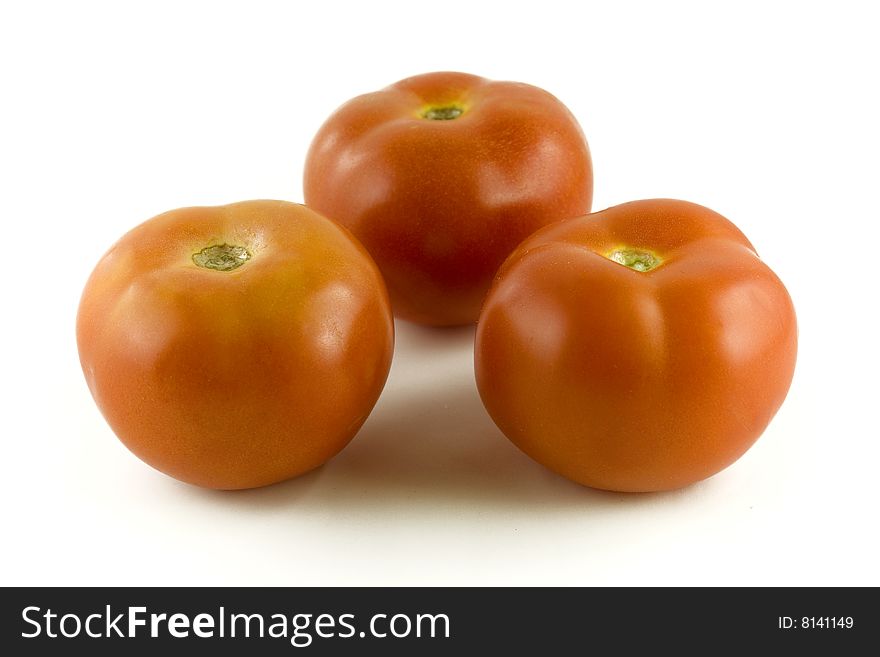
1,587 -> 873,654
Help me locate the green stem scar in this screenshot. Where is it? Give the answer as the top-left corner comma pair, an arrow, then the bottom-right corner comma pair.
606,248 -> 662,272
192,244 -> 251,271
423,105 -> 464,120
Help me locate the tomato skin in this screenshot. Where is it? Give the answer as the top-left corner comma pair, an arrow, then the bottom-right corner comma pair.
304,71 -> 593,327
77,200 -> 393,490
474,199 -> 797,492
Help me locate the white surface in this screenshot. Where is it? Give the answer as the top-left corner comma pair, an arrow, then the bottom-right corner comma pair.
1,0 -> 878,586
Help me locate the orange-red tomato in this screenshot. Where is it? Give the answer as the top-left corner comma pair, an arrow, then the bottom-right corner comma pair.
304,71 -> 593,327
77,200 -> 393,490
475,199 -> 797,492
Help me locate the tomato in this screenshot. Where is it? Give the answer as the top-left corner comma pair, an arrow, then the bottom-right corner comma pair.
76,200 -> 394,490
474,199 -> 797,492
303,71 -> 593,327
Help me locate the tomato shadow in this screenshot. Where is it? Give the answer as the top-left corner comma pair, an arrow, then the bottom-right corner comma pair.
185,320 -> 696,514
313,377 -> 598,510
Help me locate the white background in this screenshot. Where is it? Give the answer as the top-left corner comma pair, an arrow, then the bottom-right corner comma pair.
2,0 -> 877,586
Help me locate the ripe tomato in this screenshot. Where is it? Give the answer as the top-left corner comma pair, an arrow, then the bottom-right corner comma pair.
303,71 -> 593,327
475,199 -> 797,492
76,200 -> 394,490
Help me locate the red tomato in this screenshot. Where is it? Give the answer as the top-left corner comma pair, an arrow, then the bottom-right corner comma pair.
304,71 -> 593,326
77,200 -> 394,490
475,199 -> 797,492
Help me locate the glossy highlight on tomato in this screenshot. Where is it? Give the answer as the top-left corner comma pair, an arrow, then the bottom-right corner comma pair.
77,200 -> 394,489
475,199 -> 797,492
304,71 -> 593,326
